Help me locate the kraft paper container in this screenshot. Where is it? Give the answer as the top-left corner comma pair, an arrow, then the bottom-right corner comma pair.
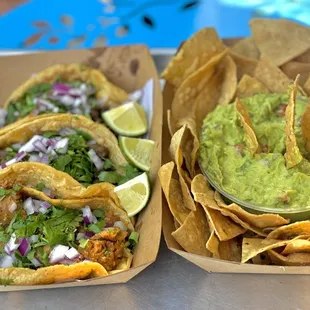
162,39 -> 310,274
0,45 -> 162,290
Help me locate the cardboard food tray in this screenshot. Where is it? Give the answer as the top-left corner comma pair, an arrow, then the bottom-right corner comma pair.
162,39 -> 310,275
0,45 -> 162,290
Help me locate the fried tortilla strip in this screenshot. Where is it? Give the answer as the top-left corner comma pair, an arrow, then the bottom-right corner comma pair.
171,50 -> 227,131
170,126 -> 196,210
0,262 -> 108,285
161,28 -> 225,87
267,221 -> 310,240
214,191 -> 289,228
171,204 -> 212,256
4,63 -> 128,109
284,75 -> 303,168
235,74 -> 270,98
254,58 -> 290,93
250,18 -> 310,66
281,239 -> 310,255
158,162 -> 190,224
191,175 -> 266,237
218,55 -> 237,106
236,98 -> 260,156
232,37 -> 260,60
241,238 -> 296,263
268,250 -> 310,266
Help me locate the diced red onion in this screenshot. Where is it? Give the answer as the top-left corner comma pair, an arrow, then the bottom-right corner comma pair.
71,108 -> 83,115
19,135 -> 43,153
40,201 -> 51,209
0,163 -> 6,169
42,187 -> 52,197
16,151 -> 27,159
35,98 -> 57,110
0,254 -> 15,268
92,215 -> 98,224
73,98 -> 82,107
12,143 -> 23,150
53,83 -> 71,93
24,197 -> 35,215
87,140 -> 96,146
80,84 -> 87,92
28,154 -> 40,162
49,245 -> 69,264
60,95 -> 75,106
39,153 -> 49,164
4,233 -> 20,255
59,128 -> 76,136
38,207 -> 48,214
88,149 -> 104,170
65,247 -> 80,260
8,202 -> 17,213
85,231 -> 95,239
30,257 -> 42,267
4,157 -> 17,166
18,238 -> 30,257
33,140 -> 47,153
29,235 -> 39,244
0,109 -> 7,127
69,88 -> 83,97
76,232 -> 85,241
82,206 -> 93,225
54,138 -> 69,154
114,221 -> 127,231
58,258 -> 75,265
52,107 -> 59,113
3,151 -> 27,168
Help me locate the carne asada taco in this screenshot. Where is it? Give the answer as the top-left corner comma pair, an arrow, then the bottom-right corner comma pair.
3,64 -> 129,125
0,182 -> 136,285
0,114 -> 143,189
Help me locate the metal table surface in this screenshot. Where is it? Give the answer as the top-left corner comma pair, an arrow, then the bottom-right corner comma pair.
0,53 -> 309,310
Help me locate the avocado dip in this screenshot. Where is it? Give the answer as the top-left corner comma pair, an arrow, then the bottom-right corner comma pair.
199,93 -> 310,209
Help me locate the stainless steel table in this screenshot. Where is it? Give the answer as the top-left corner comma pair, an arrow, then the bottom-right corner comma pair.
0,52 -> 309,310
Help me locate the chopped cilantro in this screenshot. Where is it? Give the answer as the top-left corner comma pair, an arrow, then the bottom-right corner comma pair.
128,231 -> 139,249
93,209 -> 105,219
35,183 -> 45,191
79,239 -> 88,248
43,131 -> 59,138
103,159 -> 114,170
0,278 -> 14,286
88,224 -> 101,234
98,171 -> 123,184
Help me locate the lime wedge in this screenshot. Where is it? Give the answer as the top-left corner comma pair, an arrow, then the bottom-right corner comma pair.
102,101 -> 148,136
114,172 -> 150,217
119,136 -> 155,172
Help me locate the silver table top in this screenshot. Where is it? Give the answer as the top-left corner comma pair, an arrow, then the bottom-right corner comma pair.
0,53 -> 309,310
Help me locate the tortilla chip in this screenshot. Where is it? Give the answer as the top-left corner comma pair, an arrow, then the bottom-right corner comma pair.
218,55 -> 237,105
302,101 -> 310,153
158,162 -> 190,224
171,49 -> 227,131
281,239 -> 310,255
214,192 -> 289,228
236,98 -> 260,156
250,18 -> 310,66
167,110 -> 176,137
242,238 -> 293,263
267,221 -> 310,240
284,75 -> 303,168
254,57 -> 290,93
204,207 -> 246,241
4,64 -> 128,110
281,61 -> 310,86
235,74 -> 270,98
161,28 -> 225,87
0,113 -> 127,168
0,262 -> 108,285
295,48 -> 310,63
232,37 -> 260,60
230,53 -> 258,80
0,162 -> 121,206
169,126 -> 196,210
192,176 -> 268,236
304,74 -> 310,96
171,204 -> 212,256
206,230 -> 220,257
268,250 -> 310,266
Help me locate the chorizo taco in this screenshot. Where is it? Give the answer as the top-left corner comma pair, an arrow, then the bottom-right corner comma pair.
0,182 -> 136,285
3,64 -> 128,126
0,114 -> 142,192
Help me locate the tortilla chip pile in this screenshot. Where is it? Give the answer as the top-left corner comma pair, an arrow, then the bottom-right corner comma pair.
159,18 -> 310,266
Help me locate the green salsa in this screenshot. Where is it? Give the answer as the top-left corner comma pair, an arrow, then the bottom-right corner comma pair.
199,93 -> 310,209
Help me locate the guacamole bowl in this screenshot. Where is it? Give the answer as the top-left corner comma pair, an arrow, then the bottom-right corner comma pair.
200,162 -> 310,222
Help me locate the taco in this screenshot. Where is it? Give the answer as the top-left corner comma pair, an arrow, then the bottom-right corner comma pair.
0,114 -> 143,190
3,64 -> 129,126
0,182 -> 136,285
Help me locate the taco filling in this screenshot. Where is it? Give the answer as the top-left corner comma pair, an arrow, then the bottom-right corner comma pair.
0,129 -> 140,186
0,186 -> 137,271
5,81 -> 106,125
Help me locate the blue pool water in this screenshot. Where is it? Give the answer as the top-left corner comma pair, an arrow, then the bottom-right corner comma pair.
0,0 -> 309,50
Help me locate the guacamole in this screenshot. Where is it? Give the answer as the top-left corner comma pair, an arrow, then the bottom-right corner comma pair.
199,93 -> 310,209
